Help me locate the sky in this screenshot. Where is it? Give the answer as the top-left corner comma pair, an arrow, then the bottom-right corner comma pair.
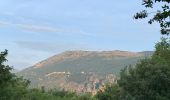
0,0 -> 162,70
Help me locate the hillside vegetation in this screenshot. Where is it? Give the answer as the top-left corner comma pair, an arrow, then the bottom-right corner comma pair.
17,50 -> 152,92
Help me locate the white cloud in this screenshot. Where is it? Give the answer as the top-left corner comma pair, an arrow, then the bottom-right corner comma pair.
15,41 -> 88,53
0,21 -> 11,26
0,19 -> 94,37
0,12 -> 95,37
15,23 -> 59,33
0,20 -> 60,33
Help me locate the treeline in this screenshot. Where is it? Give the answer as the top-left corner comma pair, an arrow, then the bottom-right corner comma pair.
0,50 -> 96,100
0,49 -> 100,100
96,38 -> 170,100
1,38 -> 170,100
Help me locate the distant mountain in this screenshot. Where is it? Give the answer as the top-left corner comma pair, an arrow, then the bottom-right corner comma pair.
17,50 -> 153,93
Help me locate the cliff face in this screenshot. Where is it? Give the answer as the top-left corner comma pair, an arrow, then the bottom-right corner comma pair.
18,50 -> 153,93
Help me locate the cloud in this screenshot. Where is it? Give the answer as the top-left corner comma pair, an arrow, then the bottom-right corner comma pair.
15,41 -> 88,53
0,20 -> 61,33
15,23 -> 59,33
8,41 -> 89,70
0,19 -> 94,37
0,21 -> 11,26
6,48 -> 52,70
0,12 -> 95,37
16,41 -> 60,53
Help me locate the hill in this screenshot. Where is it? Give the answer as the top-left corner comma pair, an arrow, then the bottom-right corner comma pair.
17,50 -> 153,93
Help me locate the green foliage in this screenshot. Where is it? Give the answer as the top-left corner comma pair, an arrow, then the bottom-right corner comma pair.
152,37 -> 170,65
118,38 -> 170,100
0,50 -> 30,100
2,39 -> 170,100
18,53 -> 145,89
118,60 -> 170,100
23,89 -> 95,100
0,50 -> 13,86
95,38 -> 170,100
48,89 -> 76,98
96,84 -> 120,100
77,94 -> 97,100
0,50 -> 96,100
134,0 -> 170,35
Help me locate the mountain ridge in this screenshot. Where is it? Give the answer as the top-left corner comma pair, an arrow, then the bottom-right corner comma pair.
18,50 -> 153,93
33,50 -> 152,69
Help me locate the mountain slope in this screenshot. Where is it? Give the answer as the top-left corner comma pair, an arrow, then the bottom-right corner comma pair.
18,50 -> 153,92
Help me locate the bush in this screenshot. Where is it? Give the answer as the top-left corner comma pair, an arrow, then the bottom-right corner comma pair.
96,38 -> 170,100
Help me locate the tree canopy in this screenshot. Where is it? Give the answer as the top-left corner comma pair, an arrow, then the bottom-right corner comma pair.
117,38 -> 170,100
0,50 -> 96,100
134,0 -> 170,35
0,50 -> 30,100
96,38 -> 170,100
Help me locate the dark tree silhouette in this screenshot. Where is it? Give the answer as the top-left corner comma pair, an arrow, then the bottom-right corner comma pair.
134,0 -> 170,35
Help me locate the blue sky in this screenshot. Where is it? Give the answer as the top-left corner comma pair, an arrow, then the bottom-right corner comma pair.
0,0 -> 162,70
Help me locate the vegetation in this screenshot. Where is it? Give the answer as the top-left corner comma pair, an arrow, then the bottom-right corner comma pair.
1,38 -> 169,100
18,51 -> 147,89
119,38 -> 170,100
0,50 -> 95,100
1,1 -> 170,99
96,38 -> 170,100
95,84 -> 120,100
93,1 -> 170,98
0,50 -> 30,100
134,0 -> 170,35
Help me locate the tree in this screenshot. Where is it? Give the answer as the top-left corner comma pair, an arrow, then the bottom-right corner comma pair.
0,50 -> 14,99
0,50 -> 13,86
134,0 -> 170,35
0,50 -> 98,100
117,38 -> 170,100
152,37 -> 170,65
95,84 -> 121,100
0,50 -> 30,100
